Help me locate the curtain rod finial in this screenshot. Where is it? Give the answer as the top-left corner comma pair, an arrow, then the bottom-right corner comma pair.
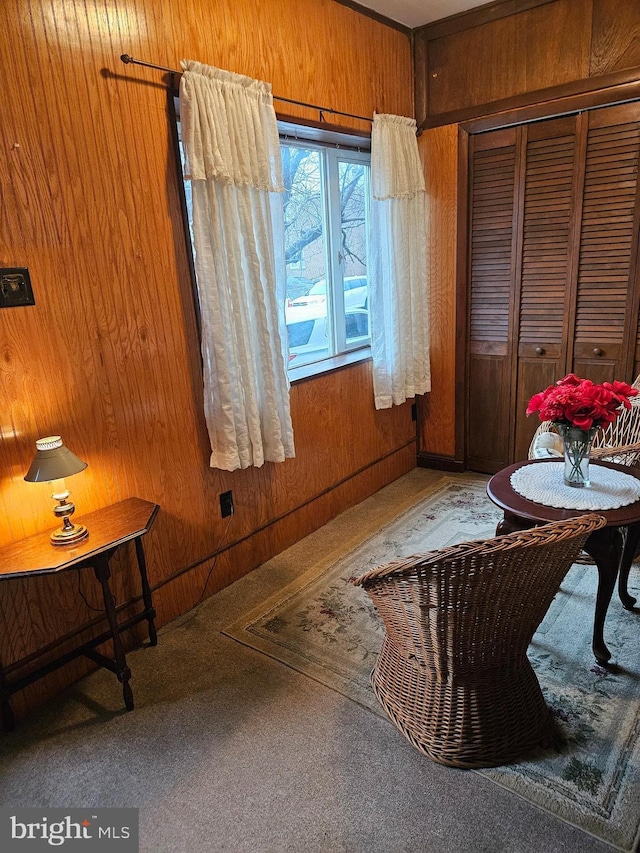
121,54 -> 133,64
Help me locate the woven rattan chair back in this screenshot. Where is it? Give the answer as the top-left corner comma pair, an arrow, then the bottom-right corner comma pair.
352,513 -> 606,768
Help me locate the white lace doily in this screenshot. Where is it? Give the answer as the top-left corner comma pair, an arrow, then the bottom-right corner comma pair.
510,462 -> 640,510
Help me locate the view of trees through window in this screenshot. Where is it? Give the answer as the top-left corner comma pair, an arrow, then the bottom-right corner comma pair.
282,141 -> 370,369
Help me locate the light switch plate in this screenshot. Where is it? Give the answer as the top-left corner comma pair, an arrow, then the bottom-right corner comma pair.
0,268 -> 35,307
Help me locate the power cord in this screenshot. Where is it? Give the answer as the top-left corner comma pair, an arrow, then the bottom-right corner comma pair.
76,507 -> 235,624
77,571 -> 110,613
190,509 -> 235,612
170,511 -> 235,632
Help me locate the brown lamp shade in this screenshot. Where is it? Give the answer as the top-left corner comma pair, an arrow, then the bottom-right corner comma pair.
24,436 -> 88,483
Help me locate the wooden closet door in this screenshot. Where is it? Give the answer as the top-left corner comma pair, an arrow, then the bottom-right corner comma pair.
572,103 -> 640,383
465,102 -> 640,474
512,116 -> 579,462
466,128 -> 518,473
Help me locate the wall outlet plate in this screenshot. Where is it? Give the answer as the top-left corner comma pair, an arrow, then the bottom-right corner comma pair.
220,490 -> 234,518
0,268 -> 35,307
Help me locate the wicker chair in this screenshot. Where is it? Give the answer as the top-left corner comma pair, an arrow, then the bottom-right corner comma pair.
352,514 -> 606,769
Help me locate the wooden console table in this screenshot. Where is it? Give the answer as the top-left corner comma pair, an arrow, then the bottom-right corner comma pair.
0,497 -> 159,731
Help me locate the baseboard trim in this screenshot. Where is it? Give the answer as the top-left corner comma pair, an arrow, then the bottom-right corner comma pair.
158,436 -> 418,592
417,452 -> 465,472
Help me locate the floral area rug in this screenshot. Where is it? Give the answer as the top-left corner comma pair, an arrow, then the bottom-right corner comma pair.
223,477 -> 640,851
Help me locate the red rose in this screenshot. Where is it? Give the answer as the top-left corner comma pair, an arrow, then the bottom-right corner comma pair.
557,373 -> 582,387
526,391 -> 548,416
603,380 -> 637,408
562,401 -> 597,430
526,373 -> 637,429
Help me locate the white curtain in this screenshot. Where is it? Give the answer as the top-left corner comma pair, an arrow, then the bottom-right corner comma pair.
369,113 -> 430,410
179,61 -> 295,471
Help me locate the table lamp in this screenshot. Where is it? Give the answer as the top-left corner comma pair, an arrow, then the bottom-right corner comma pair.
24,436 -> 89,545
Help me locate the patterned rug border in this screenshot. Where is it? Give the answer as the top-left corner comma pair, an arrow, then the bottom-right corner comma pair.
225,475 -> 470,633
223,475 -> 640,852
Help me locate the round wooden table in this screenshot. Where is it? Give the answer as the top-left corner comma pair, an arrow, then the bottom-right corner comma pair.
487,458 -> 639,664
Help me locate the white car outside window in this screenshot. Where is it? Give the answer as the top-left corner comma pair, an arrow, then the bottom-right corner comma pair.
286,305 -> 369,367
288,276 -> 368,313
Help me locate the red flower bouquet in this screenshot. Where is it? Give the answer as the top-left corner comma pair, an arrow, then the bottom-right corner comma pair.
526,373 -> 637,430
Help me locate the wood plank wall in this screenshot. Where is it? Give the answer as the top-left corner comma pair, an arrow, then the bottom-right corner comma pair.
417,126 -> 459,464
415,0 -> 640,466
415,0 -> 640,127
0,0 -> 414,722
419,0 -> 591,122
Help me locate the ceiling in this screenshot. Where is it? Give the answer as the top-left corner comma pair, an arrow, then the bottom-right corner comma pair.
353,0 -> 490,29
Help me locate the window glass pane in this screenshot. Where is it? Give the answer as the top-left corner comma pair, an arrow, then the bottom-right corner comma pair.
282,145 -> 330,367
338,160 -> 368,346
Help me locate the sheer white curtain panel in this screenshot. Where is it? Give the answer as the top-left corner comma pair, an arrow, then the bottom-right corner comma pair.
179,60 -> 295,471
369,113 -> 430,410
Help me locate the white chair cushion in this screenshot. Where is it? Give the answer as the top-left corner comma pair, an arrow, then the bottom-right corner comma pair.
532,431 -> 564,458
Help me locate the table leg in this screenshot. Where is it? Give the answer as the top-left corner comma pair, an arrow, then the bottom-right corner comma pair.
93,555 -> 134,711
496,512 -> 534,537
618,523 -> 640,611
583,527 -> 623,665
135,537 -> 157,645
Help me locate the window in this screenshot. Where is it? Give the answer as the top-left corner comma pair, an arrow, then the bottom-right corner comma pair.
174,105 -> 371,376
280,130 -> 371,372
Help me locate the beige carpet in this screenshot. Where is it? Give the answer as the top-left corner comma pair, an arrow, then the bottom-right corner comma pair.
224,474 -> 640,852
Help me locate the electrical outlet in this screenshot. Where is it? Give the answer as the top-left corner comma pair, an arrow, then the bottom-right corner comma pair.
220,490 -> 234,518
0,268 -> 35,307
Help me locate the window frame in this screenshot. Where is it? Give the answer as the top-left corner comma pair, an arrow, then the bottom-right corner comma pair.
279,119 -> 372,380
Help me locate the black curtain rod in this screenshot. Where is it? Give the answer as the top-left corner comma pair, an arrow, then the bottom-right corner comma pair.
120,54 -> 374,125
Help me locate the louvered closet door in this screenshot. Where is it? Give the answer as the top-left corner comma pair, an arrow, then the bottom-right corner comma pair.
467,128 -> 518,472
573,103 -> 640,383
512,116 -> 578,462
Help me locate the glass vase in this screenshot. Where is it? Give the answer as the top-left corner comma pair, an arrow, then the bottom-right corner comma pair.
556,424 -> 597,488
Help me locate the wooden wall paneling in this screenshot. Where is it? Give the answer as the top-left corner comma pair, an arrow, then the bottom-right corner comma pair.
423,0 -> 592,119
417,124 -> 458,461
429,68 -> 640,134
414,0 -> 640,129
0,0 -> 414,723
165,0 -> 414,127
455,127 -> 470,468
413,31 -> 429,131
1,8 -> 122,536
590,0 -> 640,77
415,0 -> 559,41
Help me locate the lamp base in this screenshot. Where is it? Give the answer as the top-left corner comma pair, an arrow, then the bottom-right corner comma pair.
50,523 -> 88,546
